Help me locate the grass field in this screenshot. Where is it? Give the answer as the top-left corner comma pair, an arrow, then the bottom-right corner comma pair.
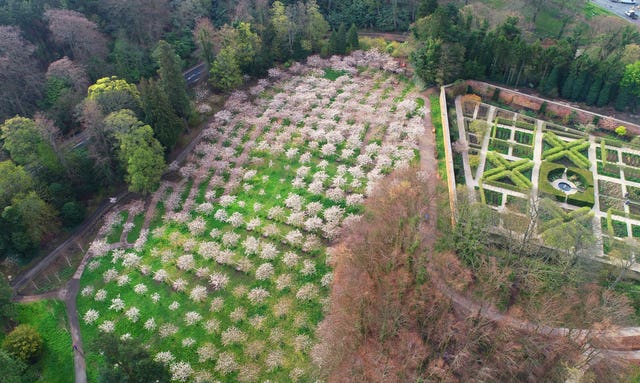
14,300 -> 74,383
430,94 -> 447,180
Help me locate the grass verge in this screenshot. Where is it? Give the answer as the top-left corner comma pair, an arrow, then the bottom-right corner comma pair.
429,94 -> 447,180
14,300 -> 73,383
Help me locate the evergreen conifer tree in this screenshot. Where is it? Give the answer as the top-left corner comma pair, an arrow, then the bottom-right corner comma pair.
346,24 -> 359,52
139,78 -> 182,152
153,41 -> 190,119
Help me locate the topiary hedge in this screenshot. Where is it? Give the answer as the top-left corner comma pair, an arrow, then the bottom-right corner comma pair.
538,162 -> 595,208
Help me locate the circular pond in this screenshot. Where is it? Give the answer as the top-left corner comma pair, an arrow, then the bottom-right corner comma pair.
557,182 -> 572,192
551,179 -> 578,195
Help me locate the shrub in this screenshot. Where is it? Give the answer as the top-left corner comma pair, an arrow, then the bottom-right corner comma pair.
61,201 -> 86,227
539,101 -> 547,115
616,125 -> 627,137
492,88 -> 500,101
538,162 -> 594,208
2,324 -> 43,363
515,120 -> 535,130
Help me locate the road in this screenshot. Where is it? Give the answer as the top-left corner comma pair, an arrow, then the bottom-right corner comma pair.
184,63 -> 206,85
10,189 -> 129,294
590,0 -> 640,24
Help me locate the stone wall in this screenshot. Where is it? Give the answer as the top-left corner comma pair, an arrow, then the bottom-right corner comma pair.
440,86 -> 457,227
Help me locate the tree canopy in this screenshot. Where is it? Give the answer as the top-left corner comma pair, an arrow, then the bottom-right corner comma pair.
94,334 -> 171,383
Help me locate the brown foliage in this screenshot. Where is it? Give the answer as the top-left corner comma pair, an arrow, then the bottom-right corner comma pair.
46,57 -> 90,93
44,9 -> 108,64
315,167 -> 633,383
0,26 -> 43,118
313,167 -> 432,382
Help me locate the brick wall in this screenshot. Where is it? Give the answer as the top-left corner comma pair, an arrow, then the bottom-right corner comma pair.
451,80 -> 640,135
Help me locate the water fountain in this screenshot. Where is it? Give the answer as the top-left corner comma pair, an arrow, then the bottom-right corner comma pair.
551,168 -> 578,195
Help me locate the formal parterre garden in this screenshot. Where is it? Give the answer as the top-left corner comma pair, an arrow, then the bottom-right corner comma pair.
77,51 -> 424,382
455,95 -> 640,257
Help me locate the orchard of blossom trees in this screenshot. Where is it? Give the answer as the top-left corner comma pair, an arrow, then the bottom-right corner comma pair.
77,50 -> 424,382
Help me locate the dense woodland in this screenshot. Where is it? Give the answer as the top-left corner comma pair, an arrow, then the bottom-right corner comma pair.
410,3 -> 640,112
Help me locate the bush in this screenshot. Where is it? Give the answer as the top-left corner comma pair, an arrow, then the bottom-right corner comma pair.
0,350 -> 28,382
515,120 -> 535,130
496,117 -> 514,126
2,324 -> 43,363
539,101 -> 547,115
616,125 -> 627,137
484,189 -> 503,206
491,88 -> 500,101
538,162 -> 595,208
61,201 -> 86,227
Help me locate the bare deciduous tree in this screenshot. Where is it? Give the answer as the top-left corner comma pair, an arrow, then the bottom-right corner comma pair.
44,9 -> 109,66
0,26 -> 44,118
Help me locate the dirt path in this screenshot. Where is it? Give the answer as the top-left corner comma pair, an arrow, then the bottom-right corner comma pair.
62,278 -> 87,383
419,89 -> 439,238
10,189 -> 128,294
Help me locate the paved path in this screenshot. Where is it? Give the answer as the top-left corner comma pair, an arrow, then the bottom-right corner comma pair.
62,278 -> 87,383
10,189 -> 129,294
474,105 -> 496,186
531,119 -> 544,196
454,97 -> 474,187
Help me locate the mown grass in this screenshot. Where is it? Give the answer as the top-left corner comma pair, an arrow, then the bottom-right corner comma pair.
77,67 -> 419,382
126,213 -> 145,243
584,2 -> 614,19
14,300 -> 73,383
429,94 -> 447,180
106,211 -> 128,244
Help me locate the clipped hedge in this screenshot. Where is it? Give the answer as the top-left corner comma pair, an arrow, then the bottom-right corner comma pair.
484,168 -> 509,179
538,161 -> 595,208
496,117 -> 515,126
484,179 -> 530,193
541,133 -> 591,169
483,153 -> 533,190
544,121 -> 586,135
515,120 -> 535,130
543,132 -> 564,147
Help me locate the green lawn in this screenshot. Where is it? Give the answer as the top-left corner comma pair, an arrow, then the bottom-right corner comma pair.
126,213 -> 145,243
106,211 -> 128,244
429,94 -> 447,180
14,300 -> 74,383
534,8 -> 563,38
76,66 -> 421,382
584,2 -> 614,19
